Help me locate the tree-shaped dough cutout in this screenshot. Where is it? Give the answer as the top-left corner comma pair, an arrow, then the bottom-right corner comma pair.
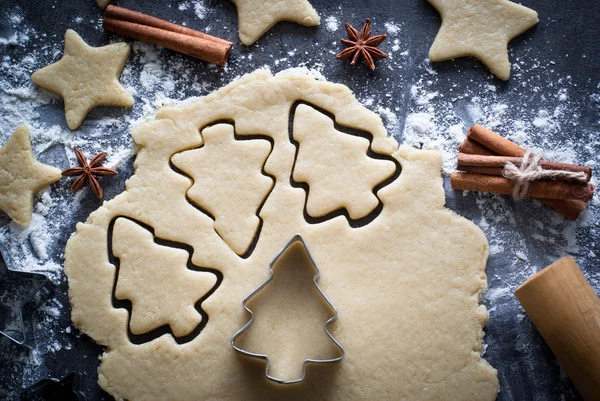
172,124 -> 274,256
112,218 -> 218,337
292,104 -> 397,220
232,235 -> 343,384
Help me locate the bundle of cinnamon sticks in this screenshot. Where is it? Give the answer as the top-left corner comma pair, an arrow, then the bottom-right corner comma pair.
103,5 -> 233,66
451,125 -> 595,220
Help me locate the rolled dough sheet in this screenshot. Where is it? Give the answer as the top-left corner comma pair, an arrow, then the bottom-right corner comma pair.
64,69 -> 498,400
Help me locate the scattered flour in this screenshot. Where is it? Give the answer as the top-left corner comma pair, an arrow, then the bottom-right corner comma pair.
178,0 -> 208,19
325,16 -> 340,32
0,4 -> 598,399
400,65 -> 599,322
193,1 -> 208,20
384,22 -> 401,36
376,106 -> 399,133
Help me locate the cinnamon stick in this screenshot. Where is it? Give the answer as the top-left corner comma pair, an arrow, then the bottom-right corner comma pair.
457,154 -> 592,182
103,5 -> 232,66
459,137 -> 496,156
450,173 -> 594,202
538,198 -> 588,221
106,5 -> 231,45
460,126 -> 591,220
458,166 -> 512,177
456,166 -> 594,192
468,124 -> 525,157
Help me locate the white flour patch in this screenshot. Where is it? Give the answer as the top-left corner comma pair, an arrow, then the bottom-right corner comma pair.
193,1 -> 208,19
384,22 -> 401,36
178,0 -> 209,19
376,106 -> 399,133
325,16 -> 340,32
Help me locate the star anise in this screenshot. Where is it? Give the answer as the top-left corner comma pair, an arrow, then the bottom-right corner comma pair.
62,147 -> 117,199
336,18 -> 388,71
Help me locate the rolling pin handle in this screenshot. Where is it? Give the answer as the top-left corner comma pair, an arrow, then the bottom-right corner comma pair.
515,256 -> 600,401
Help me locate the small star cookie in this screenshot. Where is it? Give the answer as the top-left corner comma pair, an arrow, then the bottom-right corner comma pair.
31,29 -> 133,130
0,125 -> 61,226
427,0 -> 538,80
230,0 -> 320,45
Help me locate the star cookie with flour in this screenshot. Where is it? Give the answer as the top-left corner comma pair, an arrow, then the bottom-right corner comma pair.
427,0 -> 538,80
32,29 -> 133,130
230,0 -> 320,45
0,125 -> 61,226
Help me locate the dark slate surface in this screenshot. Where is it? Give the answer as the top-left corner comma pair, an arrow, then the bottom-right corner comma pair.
0,0 -> 598,400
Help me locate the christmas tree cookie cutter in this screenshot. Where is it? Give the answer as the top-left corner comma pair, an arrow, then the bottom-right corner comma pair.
231,234 -> 345,384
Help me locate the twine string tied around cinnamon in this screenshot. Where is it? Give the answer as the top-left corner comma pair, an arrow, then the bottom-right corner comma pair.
503,150 -> 588,200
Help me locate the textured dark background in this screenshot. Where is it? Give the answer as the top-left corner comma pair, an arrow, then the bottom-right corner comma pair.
1,0 -> 599,400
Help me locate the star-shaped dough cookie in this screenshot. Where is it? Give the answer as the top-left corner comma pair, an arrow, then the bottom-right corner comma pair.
231,0 -> 320,45
0,125 -> 61,226
31,29 -> 133,130
427,0 -> 538,80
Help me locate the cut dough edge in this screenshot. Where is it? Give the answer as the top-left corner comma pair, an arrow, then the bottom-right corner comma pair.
67,151 -> 496,400
68,145 -> 496,398
64,70 -> 497,400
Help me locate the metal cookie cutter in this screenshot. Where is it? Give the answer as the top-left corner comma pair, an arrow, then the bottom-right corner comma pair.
0,251 -> 52,349
21,372 -> 86,401
231,234 -> 345,384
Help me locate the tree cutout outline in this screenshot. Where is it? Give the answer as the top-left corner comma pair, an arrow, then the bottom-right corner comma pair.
171,123 -> 275,258
107,216 -> 222,345
231,234 -> 345,384
288,101 -> 401,227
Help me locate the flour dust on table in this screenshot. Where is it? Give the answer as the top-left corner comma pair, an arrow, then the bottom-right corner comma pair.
1,1 -> 598,400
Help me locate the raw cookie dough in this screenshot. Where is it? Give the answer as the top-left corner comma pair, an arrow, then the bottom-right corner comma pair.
96,0 -> 110,9
172,124 -> 274,256
292,104 -> 396,220
112,218 -> 218,337
0,125 -> 61,226
230,0 -> 320,45
31,29 -> 133,130
427,0 -> 538,80
64,70 -> 498,401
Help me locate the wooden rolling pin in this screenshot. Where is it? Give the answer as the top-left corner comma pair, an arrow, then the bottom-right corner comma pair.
515,257 -> 600,401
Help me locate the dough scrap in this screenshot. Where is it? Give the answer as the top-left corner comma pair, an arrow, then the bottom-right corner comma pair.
31,29 -> 133,130
64,70 -> 498,401
172,124 -> 274,256
427,0 -> 538,80
112,218 -> 218,337
0,125 -> 61,226
230,0 -> 320,45
292,104 -> 397,220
